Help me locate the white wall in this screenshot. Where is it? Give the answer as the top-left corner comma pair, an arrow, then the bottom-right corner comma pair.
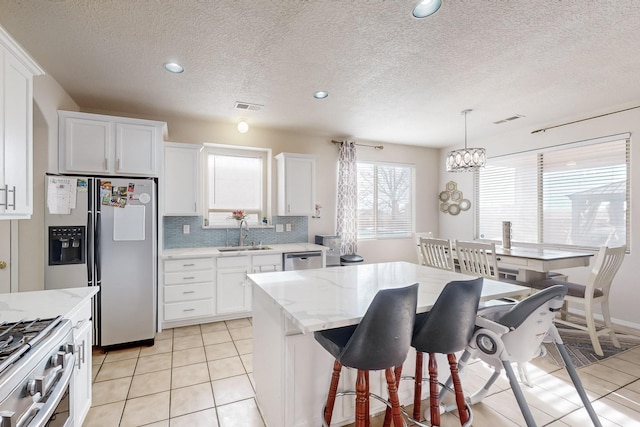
17,74 -> 77,292
439,106 -> 640,328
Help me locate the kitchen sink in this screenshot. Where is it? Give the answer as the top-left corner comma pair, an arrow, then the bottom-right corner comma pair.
218,246 -> 272,252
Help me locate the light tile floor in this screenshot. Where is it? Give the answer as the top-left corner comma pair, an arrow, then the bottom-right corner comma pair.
84,318 -> 640,427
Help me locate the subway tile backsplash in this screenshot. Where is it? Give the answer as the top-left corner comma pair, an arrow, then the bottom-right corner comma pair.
163,216 -> 309,249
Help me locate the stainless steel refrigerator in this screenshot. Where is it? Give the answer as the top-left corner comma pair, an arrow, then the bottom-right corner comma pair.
44,174 -> 156,348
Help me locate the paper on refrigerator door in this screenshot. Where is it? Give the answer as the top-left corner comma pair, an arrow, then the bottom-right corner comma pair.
113,205 -> 146,241
46,176 -> 78,214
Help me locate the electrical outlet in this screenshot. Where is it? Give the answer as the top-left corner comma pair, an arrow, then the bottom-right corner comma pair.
183,224 -> 190,234
286,223 -> 292,232
275,224 -> 284,232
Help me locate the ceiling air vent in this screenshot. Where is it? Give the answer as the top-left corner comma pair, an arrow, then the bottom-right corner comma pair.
234,101 -> 263,111
493,114 -> 525,125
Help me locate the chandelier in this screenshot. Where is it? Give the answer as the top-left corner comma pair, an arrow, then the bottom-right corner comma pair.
446,109 -> 486,172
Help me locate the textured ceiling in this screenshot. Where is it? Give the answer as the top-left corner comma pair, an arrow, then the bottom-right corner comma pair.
1,1 -> 640,147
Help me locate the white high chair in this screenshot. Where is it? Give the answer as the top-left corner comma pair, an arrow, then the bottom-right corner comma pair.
443,285 -> 602,427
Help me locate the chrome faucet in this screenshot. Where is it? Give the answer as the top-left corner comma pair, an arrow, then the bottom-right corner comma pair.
238,219 -> 250,247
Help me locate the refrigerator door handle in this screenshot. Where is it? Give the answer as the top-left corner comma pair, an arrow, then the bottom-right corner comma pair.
87,210 -> 93,284
95,210 -> 101,284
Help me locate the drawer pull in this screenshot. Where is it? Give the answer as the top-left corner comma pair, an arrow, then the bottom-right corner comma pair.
182,276 -> 195,280
183,308 -> 195,312
183,263 -> 195,267
183,291 -> 196,294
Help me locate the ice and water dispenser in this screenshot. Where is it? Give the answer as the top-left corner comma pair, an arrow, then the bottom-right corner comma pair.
48,226 -> 85,265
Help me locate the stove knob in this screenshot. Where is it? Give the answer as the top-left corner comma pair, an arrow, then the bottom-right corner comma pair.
63,343 -> 75,354
0,410 -> 15,427
27,376 -> 45,397
50,351 -> 66,368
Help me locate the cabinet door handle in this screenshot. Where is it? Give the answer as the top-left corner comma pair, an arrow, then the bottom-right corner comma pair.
0,185 -> 15,210
104,158 -> 108,171
117,158 -> 121,170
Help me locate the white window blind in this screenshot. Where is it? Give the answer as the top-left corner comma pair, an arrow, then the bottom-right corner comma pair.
203,144 -> 269,226
477,136 -> 629,250
357,161 -> 415,239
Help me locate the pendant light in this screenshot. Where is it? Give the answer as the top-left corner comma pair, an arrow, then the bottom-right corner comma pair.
446,109 -> 486,172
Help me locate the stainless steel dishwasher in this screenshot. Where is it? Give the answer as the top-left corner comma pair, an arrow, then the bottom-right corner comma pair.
283,251 -> 323,270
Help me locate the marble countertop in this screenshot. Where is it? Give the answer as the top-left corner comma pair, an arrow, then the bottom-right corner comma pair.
248,261 -> 530,333
162,243 -> 327,259
0,287 -> 99,323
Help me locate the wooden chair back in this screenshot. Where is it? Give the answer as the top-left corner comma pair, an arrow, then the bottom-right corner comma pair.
419,237 -> 454,271
455,240 -> 499,279
587,245 -> 626,298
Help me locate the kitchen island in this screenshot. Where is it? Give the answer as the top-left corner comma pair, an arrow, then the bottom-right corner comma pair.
248,261 -> 530,427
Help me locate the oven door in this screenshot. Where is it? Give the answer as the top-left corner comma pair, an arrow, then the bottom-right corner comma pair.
23,351 -> 76,427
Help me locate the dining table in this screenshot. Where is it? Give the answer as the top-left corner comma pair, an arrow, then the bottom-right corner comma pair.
492,245 -> 593,283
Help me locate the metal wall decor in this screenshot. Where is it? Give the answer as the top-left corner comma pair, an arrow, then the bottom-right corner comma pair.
439,181 -> 471,215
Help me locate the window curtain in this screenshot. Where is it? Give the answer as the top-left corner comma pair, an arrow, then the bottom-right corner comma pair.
336,141 -> 358,255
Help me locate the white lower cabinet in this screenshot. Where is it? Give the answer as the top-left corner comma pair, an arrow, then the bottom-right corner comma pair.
161,253 -> 284,327
163,257 -> 215,322
68,300 -> 92,426
216,256 -> 251,315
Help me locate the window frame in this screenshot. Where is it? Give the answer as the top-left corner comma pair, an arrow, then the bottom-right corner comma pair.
474,134 -> 630,251
356,160 -> 416,240
201,143 -> 272,228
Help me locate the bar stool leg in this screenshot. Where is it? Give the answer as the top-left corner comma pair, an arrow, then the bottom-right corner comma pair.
428,353 -> 440,427
324,360 -> 342,426
382,365 -> 403,427
384,367 -> 404,427
414,351 -> 424,420
355,369 -> 368,427
365,370 -> 370,427
447,353 -> 469,425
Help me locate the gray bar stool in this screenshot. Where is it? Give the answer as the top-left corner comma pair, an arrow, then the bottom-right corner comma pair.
314,283 -> 419,427
384,278 -> 483,427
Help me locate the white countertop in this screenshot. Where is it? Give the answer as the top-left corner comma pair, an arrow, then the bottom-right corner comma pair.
162,243 -> 327,259
248,261 -> 530,334
0,287 -> 99,323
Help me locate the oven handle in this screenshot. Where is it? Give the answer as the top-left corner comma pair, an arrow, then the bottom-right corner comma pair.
21,352 -> 75,427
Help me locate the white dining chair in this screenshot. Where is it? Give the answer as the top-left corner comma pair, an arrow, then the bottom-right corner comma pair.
419,237 -> 455,271
455,240 -> 499,279
414,232 -> 433,265
532,245 -> 626,356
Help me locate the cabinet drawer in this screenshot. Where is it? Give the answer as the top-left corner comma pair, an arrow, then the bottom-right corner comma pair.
164,300 -> 213,321
217,256 -> 251,268
252,254 -> 282,267
164,270 -> 213,285
164,258 -> 213,272
164,283 -> 213,303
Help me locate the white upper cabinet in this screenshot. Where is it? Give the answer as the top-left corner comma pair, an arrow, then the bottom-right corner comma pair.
275,152 -> 316,216
163,142 -> 201,216
0,26 -> 44,219
58,110 -> 166,176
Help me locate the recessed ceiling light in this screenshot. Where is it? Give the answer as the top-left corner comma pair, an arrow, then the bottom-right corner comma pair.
164,62 -> 184,73
412,0 -> 442,18
237,121 -> 249,133
313,91 -> 329,99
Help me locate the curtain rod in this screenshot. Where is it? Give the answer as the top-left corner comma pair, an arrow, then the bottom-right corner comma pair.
531,105 -> 640,134
331,140 -> 384,150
